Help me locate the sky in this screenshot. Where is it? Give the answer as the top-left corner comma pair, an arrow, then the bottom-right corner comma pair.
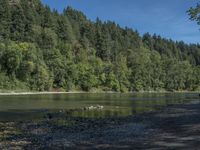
41,0 -> 200,44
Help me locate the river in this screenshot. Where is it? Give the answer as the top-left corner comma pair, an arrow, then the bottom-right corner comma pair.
0,92 -> 198,121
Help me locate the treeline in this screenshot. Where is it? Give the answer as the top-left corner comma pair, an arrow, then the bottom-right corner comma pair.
0,0 -> 200,92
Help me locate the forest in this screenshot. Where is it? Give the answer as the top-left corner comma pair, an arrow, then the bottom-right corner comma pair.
0,0 -> 200,92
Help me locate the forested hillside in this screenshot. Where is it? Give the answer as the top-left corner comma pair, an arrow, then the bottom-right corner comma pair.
0,0 -> 200,92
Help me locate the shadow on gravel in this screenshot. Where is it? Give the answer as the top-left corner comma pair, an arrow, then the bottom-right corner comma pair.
138,102 -> 200,150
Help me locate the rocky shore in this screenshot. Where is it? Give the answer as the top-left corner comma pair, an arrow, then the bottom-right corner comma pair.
0,100 -> 200,149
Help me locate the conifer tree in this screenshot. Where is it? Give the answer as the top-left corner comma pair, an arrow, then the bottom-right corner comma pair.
0,0 -> 11,40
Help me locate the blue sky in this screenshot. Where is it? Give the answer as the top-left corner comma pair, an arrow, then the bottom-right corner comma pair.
41,0 -> 200,44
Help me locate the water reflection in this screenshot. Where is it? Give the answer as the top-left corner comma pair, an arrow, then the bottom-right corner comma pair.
0,93 -> 198,121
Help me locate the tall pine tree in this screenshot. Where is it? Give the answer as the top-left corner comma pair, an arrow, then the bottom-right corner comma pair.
0,0 -> 11,40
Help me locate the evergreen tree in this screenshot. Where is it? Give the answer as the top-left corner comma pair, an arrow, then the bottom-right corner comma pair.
0,0 -> 11,40
10,3 -> 26,41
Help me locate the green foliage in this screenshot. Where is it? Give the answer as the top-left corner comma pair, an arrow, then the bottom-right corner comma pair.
0,0 -> 199,92
0,73 -> 28,90
2,42 -> 22,75
40,28 -> 57,49
0,0 -> 10,40
188,3 -> 200,25
10,3 -> 26,41
31,64 -> 52,91
75,64 -> 98,91
106,72 -> 120,92
56,15 -> 75,43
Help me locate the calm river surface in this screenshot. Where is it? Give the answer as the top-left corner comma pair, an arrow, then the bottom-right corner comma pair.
0,93 -> 199,121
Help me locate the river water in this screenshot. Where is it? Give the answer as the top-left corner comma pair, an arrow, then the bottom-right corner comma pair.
0,93 -> 198,121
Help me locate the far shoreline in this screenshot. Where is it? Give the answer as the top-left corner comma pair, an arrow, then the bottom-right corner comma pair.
0,90 -> 199,96
0,91 -> 86,96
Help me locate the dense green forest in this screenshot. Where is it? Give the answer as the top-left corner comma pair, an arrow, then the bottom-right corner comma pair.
0,0 -> 200,92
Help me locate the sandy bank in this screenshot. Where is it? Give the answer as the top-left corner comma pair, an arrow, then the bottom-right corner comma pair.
0,91 -> 86,96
